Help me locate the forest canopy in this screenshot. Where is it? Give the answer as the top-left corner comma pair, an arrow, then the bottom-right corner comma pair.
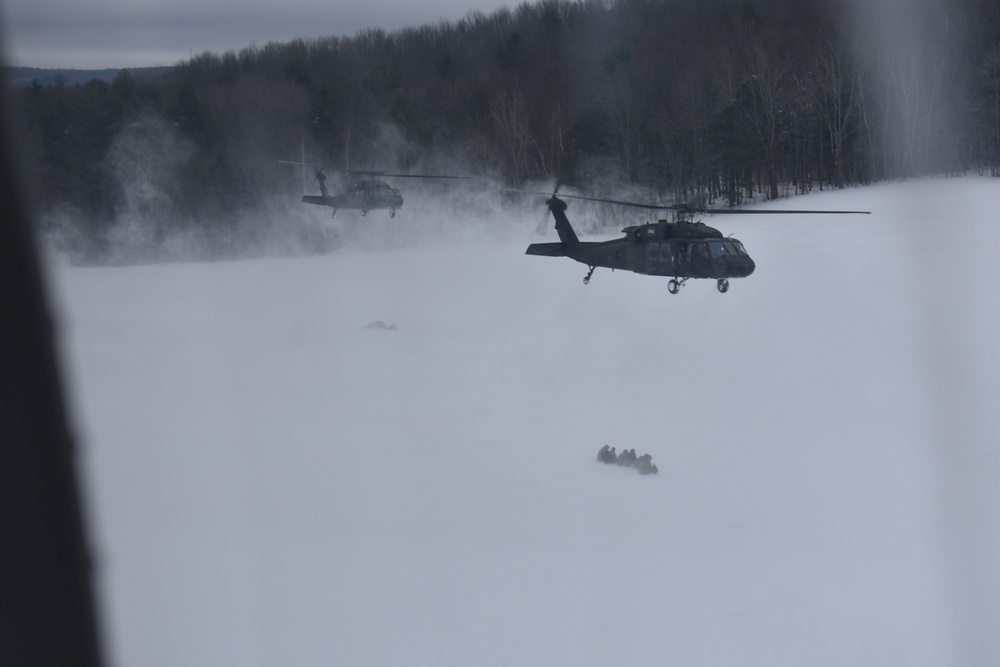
12,0 -> 1000,261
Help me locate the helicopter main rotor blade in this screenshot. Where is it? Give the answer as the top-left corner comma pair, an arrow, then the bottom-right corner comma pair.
699,208 -> 871,215
553,193 -> 676,210
339,168 -> 470,179
555,193 -> 871,215
506,188 -> 872,217
508,190 -> 680,210
278,160 -> 323,169
367,172 -> 470,179
280,164 -> 465,179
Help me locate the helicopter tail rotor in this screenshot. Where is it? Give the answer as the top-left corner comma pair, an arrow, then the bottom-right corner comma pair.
533,180 -> 562,234
535,208 -> 551,235
505,180 -> 581,237
279,159 -> 331,199
314,166 -> 329,199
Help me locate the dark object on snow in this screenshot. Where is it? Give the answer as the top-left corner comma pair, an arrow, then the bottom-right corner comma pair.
597,446 -> 657,474
597,444 -> 618,464
616,448 -> 637,466
366,320 -> 397,330
635,453 -> 658,475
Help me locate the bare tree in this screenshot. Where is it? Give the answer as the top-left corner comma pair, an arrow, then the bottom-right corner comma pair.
813,37 -> 861,188
735,15 -> 792,200
491,88 -> 533,184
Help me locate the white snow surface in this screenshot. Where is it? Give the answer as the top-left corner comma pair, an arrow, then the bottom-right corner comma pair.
48,177 -> 1000,666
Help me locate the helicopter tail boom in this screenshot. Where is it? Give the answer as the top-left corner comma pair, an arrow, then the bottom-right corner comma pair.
301,195 -> 328,206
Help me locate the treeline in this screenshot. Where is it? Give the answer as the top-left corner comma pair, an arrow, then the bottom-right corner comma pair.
13,0 -> 1000,251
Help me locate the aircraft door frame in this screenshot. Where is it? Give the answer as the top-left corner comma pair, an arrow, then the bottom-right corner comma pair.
659,242 -> 679,275
690,242 -> 710,276
645,242 -> 660,273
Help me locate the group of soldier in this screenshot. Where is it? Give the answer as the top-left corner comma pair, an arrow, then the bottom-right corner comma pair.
596,445 -> 658,475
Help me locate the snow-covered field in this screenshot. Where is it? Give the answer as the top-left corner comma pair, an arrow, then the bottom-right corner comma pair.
48,177 -> 1000,666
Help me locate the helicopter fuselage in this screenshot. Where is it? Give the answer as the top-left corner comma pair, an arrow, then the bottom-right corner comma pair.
570,221 -> 756,280
281,159 -> 469,218
526,196 -> 755,292
301,179 -> 403,216
342,179 -> 404,211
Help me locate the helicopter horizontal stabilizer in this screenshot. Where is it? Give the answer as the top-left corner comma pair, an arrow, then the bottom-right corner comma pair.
301,195 -> 328,206
526,242 -> 567,257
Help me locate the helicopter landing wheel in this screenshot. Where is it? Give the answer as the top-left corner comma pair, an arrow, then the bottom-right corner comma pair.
717,279 -> 730,293
668,279 -> 681,294
331,209 -> 337,219
390,209 -> 396,218
361,209 -> 368,217
583,266 -> 596,285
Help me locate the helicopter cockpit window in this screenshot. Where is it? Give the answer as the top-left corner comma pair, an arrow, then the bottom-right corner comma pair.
728,240 -> 747,255
708,241 -> 729,258
691,243 -> 709,259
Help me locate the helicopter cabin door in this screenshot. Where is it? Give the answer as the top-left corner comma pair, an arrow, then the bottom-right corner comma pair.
644,243 -> 659,274
707,240 -> 730,278
661,242 -> 680,276
689,242 -> 712,277
645,241 -> 680,276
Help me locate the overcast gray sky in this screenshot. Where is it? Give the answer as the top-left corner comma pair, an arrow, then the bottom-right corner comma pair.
0,0 -> 516,69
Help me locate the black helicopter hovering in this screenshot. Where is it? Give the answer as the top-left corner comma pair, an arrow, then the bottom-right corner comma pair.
280,161 -> 467,218
525,191 -> 869,293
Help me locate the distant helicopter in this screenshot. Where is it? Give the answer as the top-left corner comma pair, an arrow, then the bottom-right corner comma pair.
525,191 -> 870,293
280,161 -> 467,218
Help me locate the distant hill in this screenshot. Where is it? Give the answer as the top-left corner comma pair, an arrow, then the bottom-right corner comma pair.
3,66 -> 172,87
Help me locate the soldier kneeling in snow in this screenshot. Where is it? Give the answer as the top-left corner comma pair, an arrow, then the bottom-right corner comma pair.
616,448 -> 637,466
597,445 -> 618,464
635,453 -> 658,475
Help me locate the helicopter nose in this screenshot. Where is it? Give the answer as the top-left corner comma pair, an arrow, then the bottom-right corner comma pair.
728,255 -> 755,278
